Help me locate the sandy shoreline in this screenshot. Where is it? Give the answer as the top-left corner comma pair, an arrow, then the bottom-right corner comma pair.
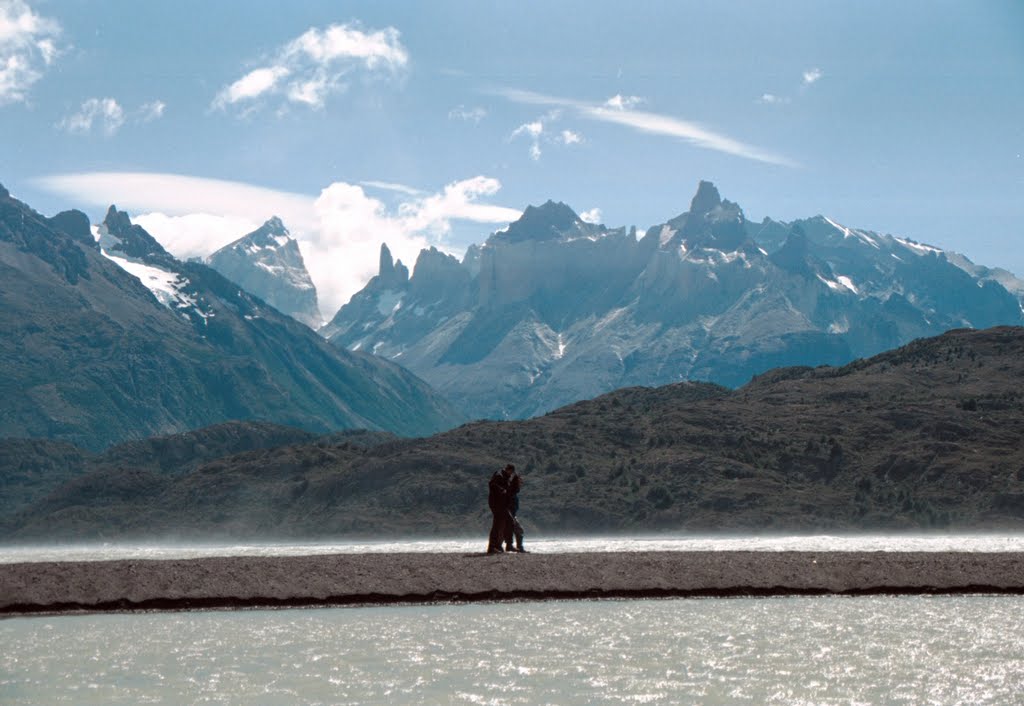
2,551 -> 1023,616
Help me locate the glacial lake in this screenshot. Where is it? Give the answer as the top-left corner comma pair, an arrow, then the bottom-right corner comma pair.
3,595 -> 1023,704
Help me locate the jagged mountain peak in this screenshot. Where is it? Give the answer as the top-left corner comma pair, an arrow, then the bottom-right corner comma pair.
492,199 -> 581,243
661,181 -> 748,252
688,180 -> 722,217
206,217 -> 322,328
98,206 -> 174,264
376,243 -> 410,289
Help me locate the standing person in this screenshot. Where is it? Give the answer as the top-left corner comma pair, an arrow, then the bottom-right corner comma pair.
487,465 -> 510,554
504,465 -> 526,553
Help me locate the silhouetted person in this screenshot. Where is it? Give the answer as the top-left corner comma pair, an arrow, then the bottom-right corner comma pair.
487,465 -> 511,553
504,466 -> 525,552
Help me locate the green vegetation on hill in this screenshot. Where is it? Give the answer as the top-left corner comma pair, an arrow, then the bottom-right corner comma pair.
3,327 -> 1023,540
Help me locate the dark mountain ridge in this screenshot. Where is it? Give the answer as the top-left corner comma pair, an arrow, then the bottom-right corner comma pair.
0,185 -> 460,451
4,326 -> 1022,540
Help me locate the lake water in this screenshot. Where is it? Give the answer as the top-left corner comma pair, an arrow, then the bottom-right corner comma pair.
3,533 -> 1024,563
2,595 -> 1022,704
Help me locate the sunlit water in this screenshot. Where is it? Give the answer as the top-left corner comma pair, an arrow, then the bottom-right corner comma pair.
2,596 -> 1022,704
3,534 -> 1024,564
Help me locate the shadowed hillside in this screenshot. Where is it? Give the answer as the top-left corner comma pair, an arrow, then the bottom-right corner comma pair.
3,327 -> 1023,540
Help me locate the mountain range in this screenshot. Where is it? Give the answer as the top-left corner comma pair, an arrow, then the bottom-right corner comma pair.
322,181 -> 1024,420
4,326 -> 1021,540
0,184 -> 459,451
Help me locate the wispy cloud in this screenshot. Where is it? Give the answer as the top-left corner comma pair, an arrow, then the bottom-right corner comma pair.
802,67 -> 823,85
496,87 -> 797,167
511,119 -> 544,160
0,0 -> 61,105
35,171 -> 521,313
213,21 -> 408,112
448,104 -> 487,123
604,94 -> 642,110
757,93 -> 790,105
360,180 -> 424,196
139,99 -> 166,122
509,111 -> 583,160
58,97 -> 125,136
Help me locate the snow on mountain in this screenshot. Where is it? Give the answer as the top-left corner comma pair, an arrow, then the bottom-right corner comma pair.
321,181 -> 1024,422
207,217 -> 322,328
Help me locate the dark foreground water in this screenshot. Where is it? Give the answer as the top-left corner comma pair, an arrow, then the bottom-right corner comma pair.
3,596 -> 1022,704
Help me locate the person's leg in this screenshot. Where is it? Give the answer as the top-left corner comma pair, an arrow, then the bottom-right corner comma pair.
488,509 -> 505,552
513,516 -> 525,552
504,510 -> 515,551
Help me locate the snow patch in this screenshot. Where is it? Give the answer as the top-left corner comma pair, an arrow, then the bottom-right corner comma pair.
823,216 -> 880,249
817,273 -> 858,294
658,225 -> 677,246
835,275 -> 859,294
102,250 -> 182,308
375,290 -> 403,317
102,250 -> 213,322
896,237 -> 943,256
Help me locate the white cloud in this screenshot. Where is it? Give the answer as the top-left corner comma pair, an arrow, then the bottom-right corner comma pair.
757,93 -> 789,105
802,67 -> 823,85
511,119 -> 544,160
604,94 -> 642,110
214,21 -> 407,112
495,87 -> 798,167
0,0 -> 61,105
214,66 -> 290,108
579,207 -> 602,224
35,171 -> 521,314
561,129 -> 582,145
448,104 -> 487,123
58,97 -> 125,136
139,99 -> 166,122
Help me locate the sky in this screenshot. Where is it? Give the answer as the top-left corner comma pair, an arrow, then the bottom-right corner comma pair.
1,0 -> 1022,316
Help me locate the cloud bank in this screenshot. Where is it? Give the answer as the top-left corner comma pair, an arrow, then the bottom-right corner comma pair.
36,171 -> 521,315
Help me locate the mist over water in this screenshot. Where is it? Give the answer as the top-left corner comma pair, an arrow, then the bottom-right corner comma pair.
3,596 -> 1023,704
2,534 -> 1024,564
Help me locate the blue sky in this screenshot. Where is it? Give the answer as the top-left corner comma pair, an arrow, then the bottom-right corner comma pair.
2,0 -> 1022,314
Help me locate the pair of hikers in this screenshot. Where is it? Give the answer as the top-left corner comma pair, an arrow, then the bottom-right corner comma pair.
487,464 -> 525,553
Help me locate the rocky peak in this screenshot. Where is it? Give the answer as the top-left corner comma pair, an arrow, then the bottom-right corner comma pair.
99,206 -> 174,264
688,180 -> 722,218
48,210 -> 96,248
666,181 -> 748,251
245,216 -> 292,248
377,243 -> 410,289
0,183 -> 9,199
492,200 -> 580,244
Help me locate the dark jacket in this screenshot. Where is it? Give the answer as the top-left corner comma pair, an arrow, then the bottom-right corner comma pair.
488,471 -> 509,511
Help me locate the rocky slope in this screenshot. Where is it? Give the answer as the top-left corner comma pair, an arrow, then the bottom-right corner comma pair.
0,185 -> 460,450
206,217 -> 322,328
323,181 -> 1024,420
5,326 -> 1022,540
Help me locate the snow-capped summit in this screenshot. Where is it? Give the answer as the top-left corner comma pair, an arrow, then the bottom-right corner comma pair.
207,217 -> 322,328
